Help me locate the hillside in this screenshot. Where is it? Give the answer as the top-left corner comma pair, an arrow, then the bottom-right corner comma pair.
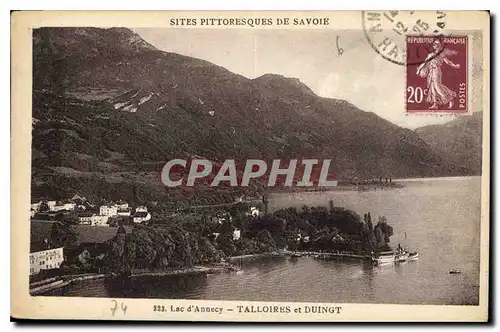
31,27 -> 470,205
415,112 -> 483,175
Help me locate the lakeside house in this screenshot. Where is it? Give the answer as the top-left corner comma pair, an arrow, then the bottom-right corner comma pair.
29,246 -> 64,275
29,220 -> 134,274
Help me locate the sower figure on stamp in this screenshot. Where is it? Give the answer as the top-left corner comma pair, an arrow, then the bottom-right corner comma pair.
416,39 -> 460,110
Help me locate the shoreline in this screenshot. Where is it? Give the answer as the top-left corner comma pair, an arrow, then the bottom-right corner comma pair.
30,263 -> 241,295
265,182 -> 405,194
31,250 -> 372,295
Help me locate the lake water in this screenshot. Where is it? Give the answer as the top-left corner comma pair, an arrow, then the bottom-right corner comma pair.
47,177 -> 482,305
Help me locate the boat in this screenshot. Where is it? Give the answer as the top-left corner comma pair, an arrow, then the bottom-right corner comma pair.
408,252 -> 419,261
371,248 -> 417,264
372,251 -> 398,264
371,232 -> 419,265
449,269 -> 461,274
290,252 -> 302,258
396,252 -> 409,262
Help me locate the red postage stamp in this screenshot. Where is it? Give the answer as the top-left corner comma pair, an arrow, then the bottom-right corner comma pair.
406,35 -> 468,113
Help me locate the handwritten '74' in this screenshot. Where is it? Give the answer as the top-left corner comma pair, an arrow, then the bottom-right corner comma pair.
111,300 -> 128,316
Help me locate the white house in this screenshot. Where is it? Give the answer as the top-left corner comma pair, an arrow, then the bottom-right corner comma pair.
250,206 -> 260,217
135,206 -> 148,212
117,209 -> 132,217
47,201 -> 57,211
30,201 -> 42,212
29,247 -> 64,275
114,202 -> 129,210
52,202 -> 76,212
78,214 -> 109,227
233,229 -> 241,241
63,202 -> 76,210
100,205 -> 118,217
132,211 -> 151,224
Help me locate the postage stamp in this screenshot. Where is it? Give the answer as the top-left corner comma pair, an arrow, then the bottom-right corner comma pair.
406,35 -> 468,113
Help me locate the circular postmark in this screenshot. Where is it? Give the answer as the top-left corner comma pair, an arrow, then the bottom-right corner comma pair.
361,11 -> 447,66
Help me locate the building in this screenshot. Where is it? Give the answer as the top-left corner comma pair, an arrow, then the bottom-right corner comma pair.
65,243 -> 109,266
78,213 -> 109,227
54,202 -> 76,212
214,210 -> 232,224
100,205 -> 118,217
250,206 -> 260,217
89,215 -> 109,227
114,201 -> 129,210
135,206 -> 148,212
78,213 -> 93,225
31,201 -> 42,212
233,229 -> 241,241
71,194 -> 95,209
47,201 -> 57,211
29,247 -> 64,275
117,208 -> 132,217
132,211 -> 151,224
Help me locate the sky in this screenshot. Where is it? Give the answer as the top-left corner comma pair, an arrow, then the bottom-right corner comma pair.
134,28 -> 483,129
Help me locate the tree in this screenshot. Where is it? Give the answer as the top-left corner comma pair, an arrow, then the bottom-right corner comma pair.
216,232 -> 236,256
256,230 -> 277,253
49,222 -> 78,248
374,216 -> 394,250
39,202 -> 49,212
286,230 -> 299,251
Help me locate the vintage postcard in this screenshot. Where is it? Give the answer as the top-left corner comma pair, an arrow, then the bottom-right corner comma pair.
11,11 -> 490,322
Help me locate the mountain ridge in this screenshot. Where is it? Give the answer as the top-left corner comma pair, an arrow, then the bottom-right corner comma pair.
31,27 -> 473,204
415,112 -> 483,175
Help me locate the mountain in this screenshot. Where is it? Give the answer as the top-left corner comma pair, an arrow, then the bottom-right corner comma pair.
31,27 -> 470,204
415,112 -> 483,175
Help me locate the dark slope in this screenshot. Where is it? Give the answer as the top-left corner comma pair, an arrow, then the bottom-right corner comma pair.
31,27 -> 467,203
415,112 -> 483,175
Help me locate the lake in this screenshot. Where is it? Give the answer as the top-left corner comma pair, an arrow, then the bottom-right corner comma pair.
47,177 -> 481,305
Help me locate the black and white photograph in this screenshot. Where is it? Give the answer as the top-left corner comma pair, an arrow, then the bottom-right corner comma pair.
11,10 -> 490,322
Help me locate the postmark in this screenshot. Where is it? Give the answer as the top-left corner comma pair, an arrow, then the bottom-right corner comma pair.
362,11 -> 447,65
406,35 -> 468,113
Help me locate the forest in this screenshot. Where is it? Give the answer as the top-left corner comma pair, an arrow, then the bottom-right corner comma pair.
36,202 -> 394,278
99,202 -> 393,275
